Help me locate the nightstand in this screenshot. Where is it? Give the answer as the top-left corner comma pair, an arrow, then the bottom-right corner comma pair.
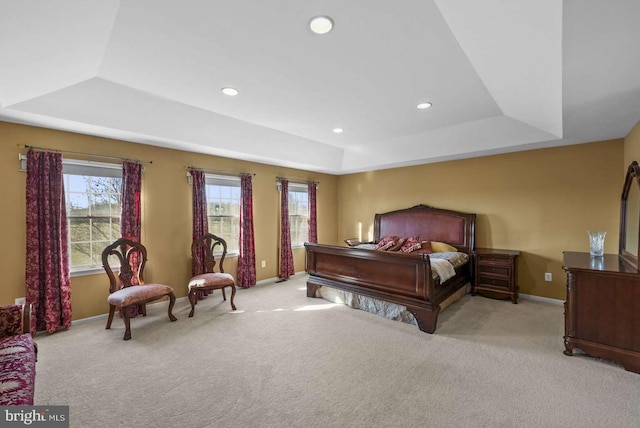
473,248 -> 520,304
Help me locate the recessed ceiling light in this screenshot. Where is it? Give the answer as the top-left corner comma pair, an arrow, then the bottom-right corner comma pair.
333,128 -> 344,133
417,102 -> 432,109
221,87 -> 239,96
309,16 -> 334,35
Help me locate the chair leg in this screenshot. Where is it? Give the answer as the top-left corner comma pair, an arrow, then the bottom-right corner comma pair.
122,308 -> 132,341
229,284 -> 237,311
106,305 -> 116,329
188,289 -> 197,317
222,288 -> 227,301
140,303 -> 147,316
167,292 -> 178,322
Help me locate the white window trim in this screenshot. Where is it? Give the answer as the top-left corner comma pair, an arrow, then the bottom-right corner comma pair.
286,182 -> 309,248
70,267 -> 106,278
205,174 -> 241,256
65,159 -> 123,275
20,155 -> 124,175
276,181 -> 308,192
205,174 -> 241,186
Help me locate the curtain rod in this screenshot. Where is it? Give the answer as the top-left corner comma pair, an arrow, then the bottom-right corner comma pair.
18,144 -> 153,164
186,166 -> 255,177
276,176 -> 319,185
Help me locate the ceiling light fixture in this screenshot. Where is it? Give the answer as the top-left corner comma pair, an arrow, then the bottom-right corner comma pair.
333,128 -> 344,133
221,87 -> 239,96
309,16 -> 334,35
417,102 -> 432,109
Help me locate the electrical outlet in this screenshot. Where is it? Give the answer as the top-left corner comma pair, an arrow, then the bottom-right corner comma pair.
261,260 -> 266,268
544,272 -> 552,282
15,297 -> 26,305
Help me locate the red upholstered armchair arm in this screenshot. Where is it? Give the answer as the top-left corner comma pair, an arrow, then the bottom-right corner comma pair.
0,304 -> 31,338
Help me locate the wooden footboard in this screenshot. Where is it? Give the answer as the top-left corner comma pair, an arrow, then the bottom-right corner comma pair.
305,243 -> 469,333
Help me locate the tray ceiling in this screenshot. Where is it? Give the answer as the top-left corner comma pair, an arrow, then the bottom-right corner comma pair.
1,0 -> 639,174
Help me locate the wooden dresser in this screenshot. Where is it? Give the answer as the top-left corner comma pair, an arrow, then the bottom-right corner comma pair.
562,251 -> 640,374
472,248 -> 520,303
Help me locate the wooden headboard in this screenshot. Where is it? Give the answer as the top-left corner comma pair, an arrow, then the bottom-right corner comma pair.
373,204 -> 476,254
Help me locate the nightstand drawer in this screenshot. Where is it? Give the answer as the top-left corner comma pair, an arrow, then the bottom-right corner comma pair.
477,256 -> 510,265
477,265 -> 510,277
477,275 -> 510,288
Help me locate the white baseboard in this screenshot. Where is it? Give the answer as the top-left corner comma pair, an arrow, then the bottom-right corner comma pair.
71,312 -> 108,326
71,273 -> 309,325
71,274 -> 559,325
519,293 -> 563,306
71,296 -> 190,326
254,271 -> 307,286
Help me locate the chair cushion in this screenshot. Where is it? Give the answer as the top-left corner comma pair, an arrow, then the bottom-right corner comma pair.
108,284 -> 173,307
188,273 -> 235,289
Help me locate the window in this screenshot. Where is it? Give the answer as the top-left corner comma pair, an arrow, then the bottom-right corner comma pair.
288,183 -> 309,247
205,175 -> 240,254
63,161 -> 122,273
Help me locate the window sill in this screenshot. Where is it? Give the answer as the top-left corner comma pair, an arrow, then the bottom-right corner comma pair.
212,252 -> 238,258
70,253 -> 239,278
70,267 -> 106,278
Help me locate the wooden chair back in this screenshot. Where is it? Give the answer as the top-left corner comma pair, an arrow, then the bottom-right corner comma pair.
102,238 -> 148,293
192,233 -> 228,274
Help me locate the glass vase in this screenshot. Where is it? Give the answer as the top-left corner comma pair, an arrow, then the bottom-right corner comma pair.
587,231 -> 606,257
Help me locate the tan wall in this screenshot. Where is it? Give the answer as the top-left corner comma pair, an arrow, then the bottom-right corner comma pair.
337,140 -> 624,300
0,121 -> 338,319
623,120 -> 640,257
625,120 -> 640,168
1,118 -> 631,317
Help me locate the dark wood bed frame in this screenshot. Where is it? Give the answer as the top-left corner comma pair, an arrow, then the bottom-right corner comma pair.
305,204 -> 476,333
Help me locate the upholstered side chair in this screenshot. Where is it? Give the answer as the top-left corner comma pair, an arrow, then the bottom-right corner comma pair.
188,233 -> 237,317
102,238 -> 177,340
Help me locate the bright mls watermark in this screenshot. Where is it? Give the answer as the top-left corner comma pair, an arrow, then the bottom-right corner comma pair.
0,406 -> 68,427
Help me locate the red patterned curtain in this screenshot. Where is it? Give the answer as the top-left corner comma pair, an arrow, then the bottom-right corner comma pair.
190,170 -> 208,276
121,162 -> 142,245
121,162 -> 142,316
25,149 -> 72,334
237,174 -> 256,287
279,180 -> 295,279
308,182 -> 318,243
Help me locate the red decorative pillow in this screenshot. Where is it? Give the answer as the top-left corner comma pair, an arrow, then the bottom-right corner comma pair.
375,236 -> 399,251
400,236 -> 422,253
387,237 -> 407,251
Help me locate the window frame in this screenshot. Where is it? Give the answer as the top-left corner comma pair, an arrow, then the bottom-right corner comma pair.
204,174 -> 241,256
287,182 -> 309,248
63,160 -> 123,277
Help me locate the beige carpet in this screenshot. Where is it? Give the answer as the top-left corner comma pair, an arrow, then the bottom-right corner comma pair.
34,274 -> 640,428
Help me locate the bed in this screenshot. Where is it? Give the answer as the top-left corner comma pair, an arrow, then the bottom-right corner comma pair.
304,204 -> 476,333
